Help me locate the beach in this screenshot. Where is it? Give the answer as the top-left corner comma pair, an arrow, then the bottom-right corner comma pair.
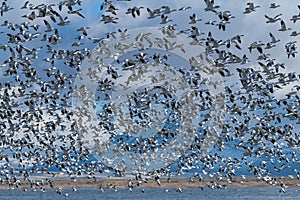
1,176 -> 299,190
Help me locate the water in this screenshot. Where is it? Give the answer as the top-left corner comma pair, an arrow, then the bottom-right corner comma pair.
0,187 -> 299,200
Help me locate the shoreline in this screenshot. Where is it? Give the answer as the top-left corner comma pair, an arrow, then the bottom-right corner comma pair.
0,177 -> 299,190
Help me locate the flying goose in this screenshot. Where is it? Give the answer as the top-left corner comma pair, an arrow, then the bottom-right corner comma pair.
278,20 -> 291,31
264,14 -> 282,23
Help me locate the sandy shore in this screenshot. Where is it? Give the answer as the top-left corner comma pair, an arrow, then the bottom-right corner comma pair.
0,176 -> 299,190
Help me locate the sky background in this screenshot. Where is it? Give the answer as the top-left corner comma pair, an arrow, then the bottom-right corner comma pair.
0,0 -> 299,175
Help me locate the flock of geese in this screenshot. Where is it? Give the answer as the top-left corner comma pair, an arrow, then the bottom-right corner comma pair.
0,0 -> 299,195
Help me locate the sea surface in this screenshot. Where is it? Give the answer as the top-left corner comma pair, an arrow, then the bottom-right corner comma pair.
0,187 -> 299,200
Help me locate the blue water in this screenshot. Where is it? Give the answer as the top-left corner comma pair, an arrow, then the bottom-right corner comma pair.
0,187 -> 299,200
